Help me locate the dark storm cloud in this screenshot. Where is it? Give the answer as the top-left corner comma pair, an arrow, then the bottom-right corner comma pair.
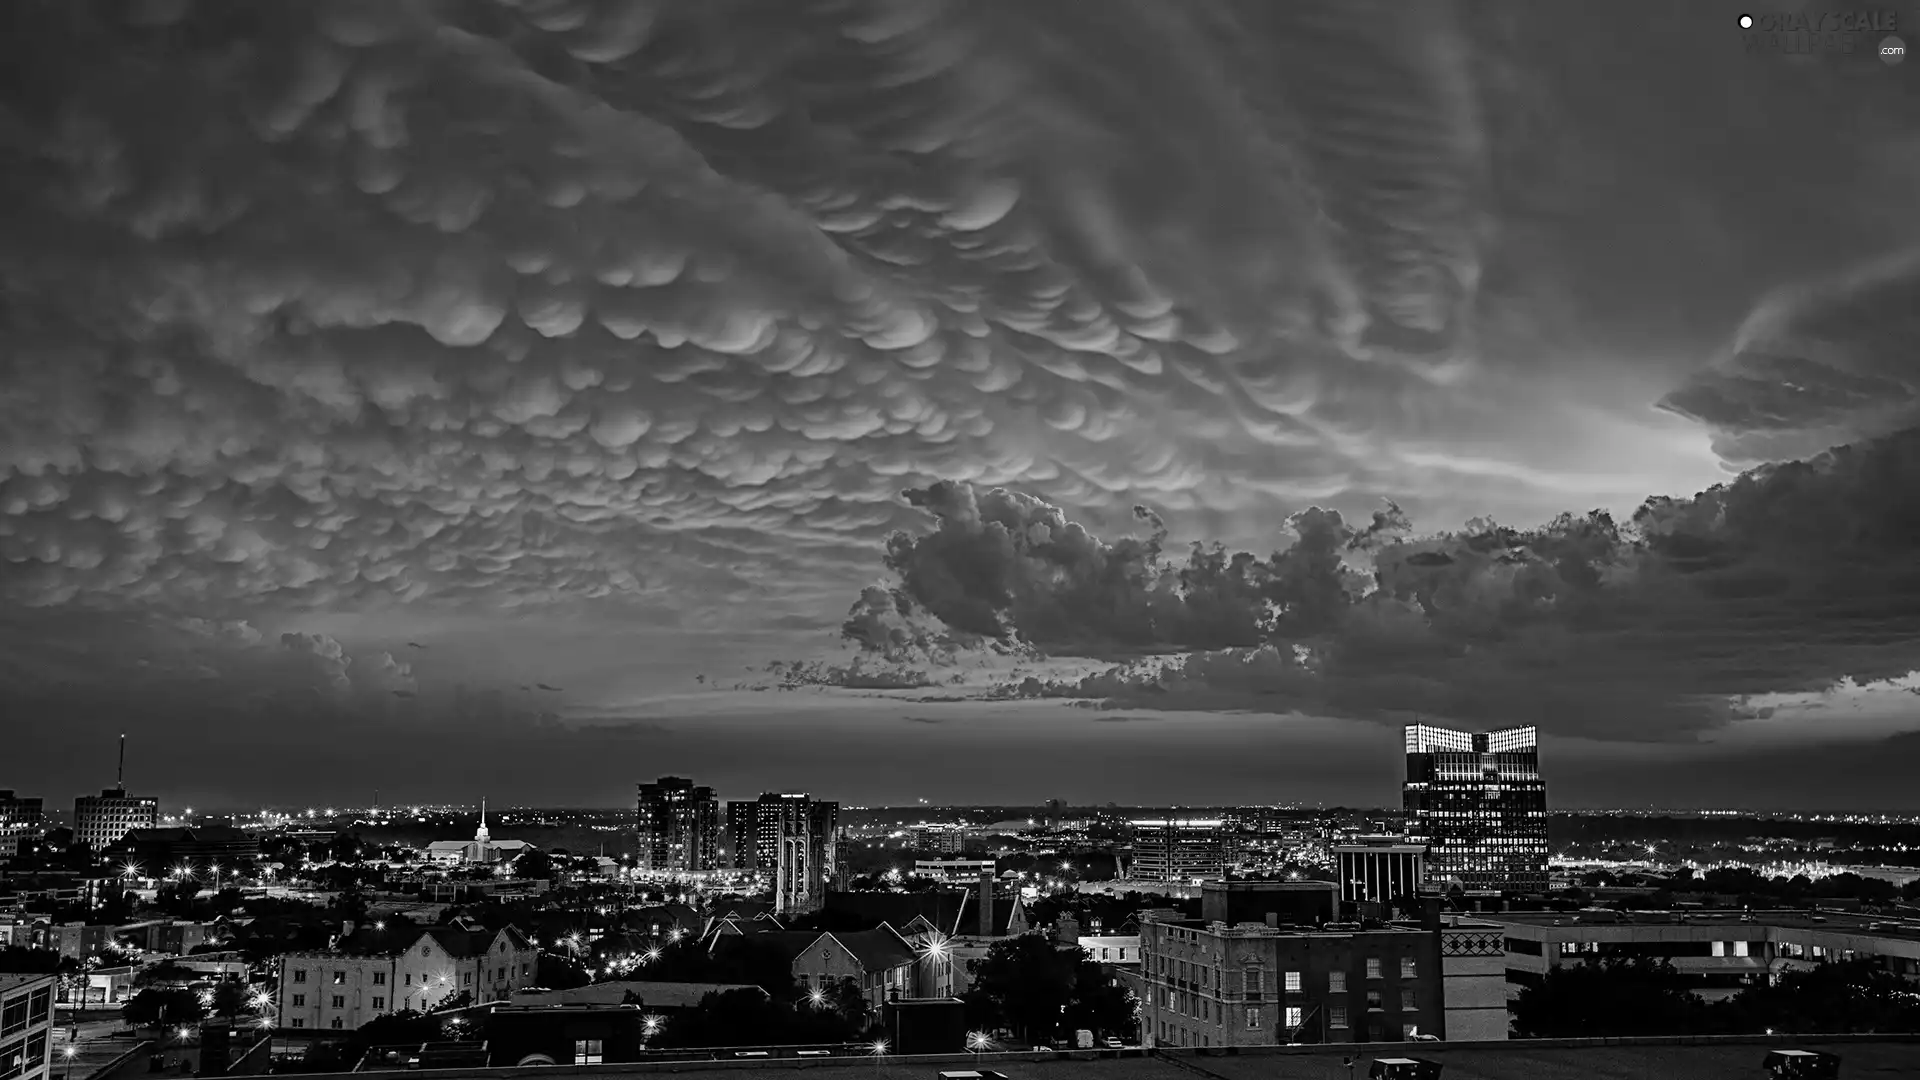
837,428 -> 1920,740
0,0 -> 1916,786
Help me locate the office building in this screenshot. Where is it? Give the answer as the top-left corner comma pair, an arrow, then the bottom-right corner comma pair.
1134,908 -> 1444,1047
1496,909 -> 1920,1005
1129,819 -> 1232,882
0,792 -> 43,863
1401,724 -> 1548,893
911,824 -> 967,854
74,735 -> 159,853
107,826 -> 263,877
1336,836 -> 1428,908
0,974 -> 55,1080
635,777 -> 720,873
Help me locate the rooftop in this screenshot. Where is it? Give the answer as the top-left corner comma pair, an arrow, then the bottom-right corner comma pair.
0,972 -> 54,992
1147,918 -> 1425,938
286,1037 -> 1920,1080
1131,820 -> 1225,828
1492,908 -> 1920,937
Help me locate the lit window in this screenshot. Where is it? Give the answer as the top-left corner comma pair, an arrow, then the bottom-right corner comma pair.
1245,1008 -> 1261,1030
1330,1006 -> 1348,1028
1285,1006 -> 1303,1030
1284,971 -> 1301,992
1366,958 -> 1382,980
1329,971 -> 1346,993
1401,958 -> 1417,979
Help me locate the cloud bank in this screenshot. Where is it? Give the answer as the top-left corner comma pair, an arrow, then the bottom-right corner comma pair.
835,427 -> 1920,740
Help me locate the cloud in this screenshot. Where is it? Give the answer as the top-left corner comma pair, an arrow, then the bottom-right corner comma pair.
833,426 -> 1920,740
1,0 -> 1917,795
1660,250 -> 1920,465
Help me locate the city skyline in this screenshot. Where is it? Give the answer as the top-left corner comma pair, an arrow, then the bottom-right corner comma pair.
5,3 -> 1920,810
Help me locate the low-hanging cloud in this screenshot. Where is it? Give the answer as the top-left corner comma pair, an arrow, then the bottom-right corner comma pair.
835,427 -> 1920,741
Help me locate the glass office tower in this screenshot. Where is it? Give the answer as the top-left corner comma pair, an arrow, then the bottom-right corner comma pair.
1402,724 -> 1548,893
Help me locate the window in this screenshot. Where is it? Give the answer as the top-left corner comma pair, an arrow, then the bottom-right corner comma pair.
25,1032 -> 45,1067
291,1019 -> 304,1029
1285,1006 -> 1303,1030
27,989 -> 50,1019
1365,958 -> 1382,980
1245,1008 -> 1262,1030
1366,990 -> 1383,1011
1284,971 -> 1302,993
1329,971 -> 1347,993
1712,941 -> 1726,957
1244,969 -> 1263,999
404,974 -> 412,985
372,996 -> 385,1010
574,1039 -> 604,1065
0,997 -> 24,1036
331,971 -> 346,985
1400,988 -> 1416,1011
1400,958 -> 1417,979
372,972 -> 386,986
292,970 -> 308,984
330,1018 -> 343,1030
331,996 -> 344,1009
1734,941 -> 1750,958
1330,1005 -> 1348,1028
291,995 -> 305,1007
462,972 -> 471,985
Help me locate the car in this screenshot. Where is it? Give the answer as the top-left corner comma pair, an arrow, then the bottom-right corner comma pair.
1103,1038 -> 1124,1049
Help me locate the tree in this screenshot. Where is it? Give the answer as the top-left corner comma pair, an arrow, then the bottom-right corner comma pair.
1509,957 -> 1707,1038
1718,960 -> 1920,1034
123,987 -> 207,1028
512,848 -> 553,880
357,1010 -> 446,1047
536,953 -> 590,990
653,989 -> 859,1048
1064,957 -> 1136,1040
964,934 -> 1083,1045
210,981 -> 249,1020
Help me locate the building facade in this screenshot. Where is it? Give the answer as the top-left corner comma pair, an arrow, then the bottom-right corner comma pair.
911,825 -> 967,854
1129,820 -> 1233,882
737,793 -> 838,913
914,859 -> 997,883
75,789 -> 159,853
276,926 -> 536,1032
1402,724 -> 1548,894
0,793 -> 44,863
725,802 -> 755,870
1136,912 -> 1444,1047
1497,910 -> 1920,1006
1432,915 -> 1509,1041
0,974 -> 54,1080
1336,837 -> 1428,908
635,777 -> 720,873
108,827 -> 262,877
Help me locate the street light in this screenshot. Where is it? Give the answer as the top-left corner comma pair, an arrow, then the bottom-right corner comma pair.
62,1045 -> 77,1080
966,1032 -> 990,1062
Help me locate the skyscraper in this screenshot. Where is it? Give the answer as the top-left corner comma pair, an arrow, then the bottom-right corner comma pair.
1402,724 -> 1548,893
75,735 -> 158,853
0,791 -> 44,863
635,776 -> 720,872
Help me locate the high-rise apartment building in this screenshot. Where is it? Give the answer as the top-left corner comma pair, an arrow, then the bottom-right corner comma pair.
0,791 -> 45,863
0,973 -> 56,1080
75,736 -> 158,853
635,776 -> 720,872
1128,819 -> 1233,882
1401,724 -> 1548,893
730,792 -> 838,912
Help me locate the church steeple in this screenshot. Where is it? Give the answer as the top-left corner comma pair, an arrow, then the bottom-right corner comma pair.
475,798 -> 490,845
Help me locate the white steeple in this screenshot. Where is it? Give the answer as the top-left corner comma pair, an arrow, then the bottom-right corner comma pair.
475,798 -> 490,845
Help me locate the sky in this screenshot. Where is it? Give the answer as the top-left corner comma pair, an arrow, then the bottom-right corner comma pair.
4,0 -> 1920,812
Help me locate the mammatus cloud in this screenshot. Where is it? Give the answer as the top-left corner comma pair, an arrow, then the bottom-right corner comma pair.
0,0 -> 1916,767
830,427 -> 1920,741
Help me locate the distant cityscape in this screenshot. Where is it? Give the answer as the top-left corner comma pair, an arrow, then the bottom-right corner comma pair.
4,725 -> 1920,1080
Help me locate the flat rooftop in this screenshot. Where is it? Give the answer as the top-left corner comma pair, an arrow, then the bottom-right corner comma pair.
1492,909 -> 1920,936
290,1039 -> 1920,1080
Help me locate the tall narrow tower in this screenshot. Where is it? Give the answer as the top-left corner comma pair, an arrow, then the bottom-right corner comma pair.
117,733 -> 127,788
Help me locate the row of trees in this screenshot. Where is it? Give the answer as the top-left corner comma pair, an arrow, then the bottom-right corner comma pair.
1511,958 -> 1920,1038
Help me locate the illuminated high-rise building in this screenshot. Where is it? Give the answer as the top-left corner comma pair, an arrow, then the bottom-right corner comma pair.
635,776 -> 720,872
75,735 -> 158,853
1402,724 -> 1548,893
